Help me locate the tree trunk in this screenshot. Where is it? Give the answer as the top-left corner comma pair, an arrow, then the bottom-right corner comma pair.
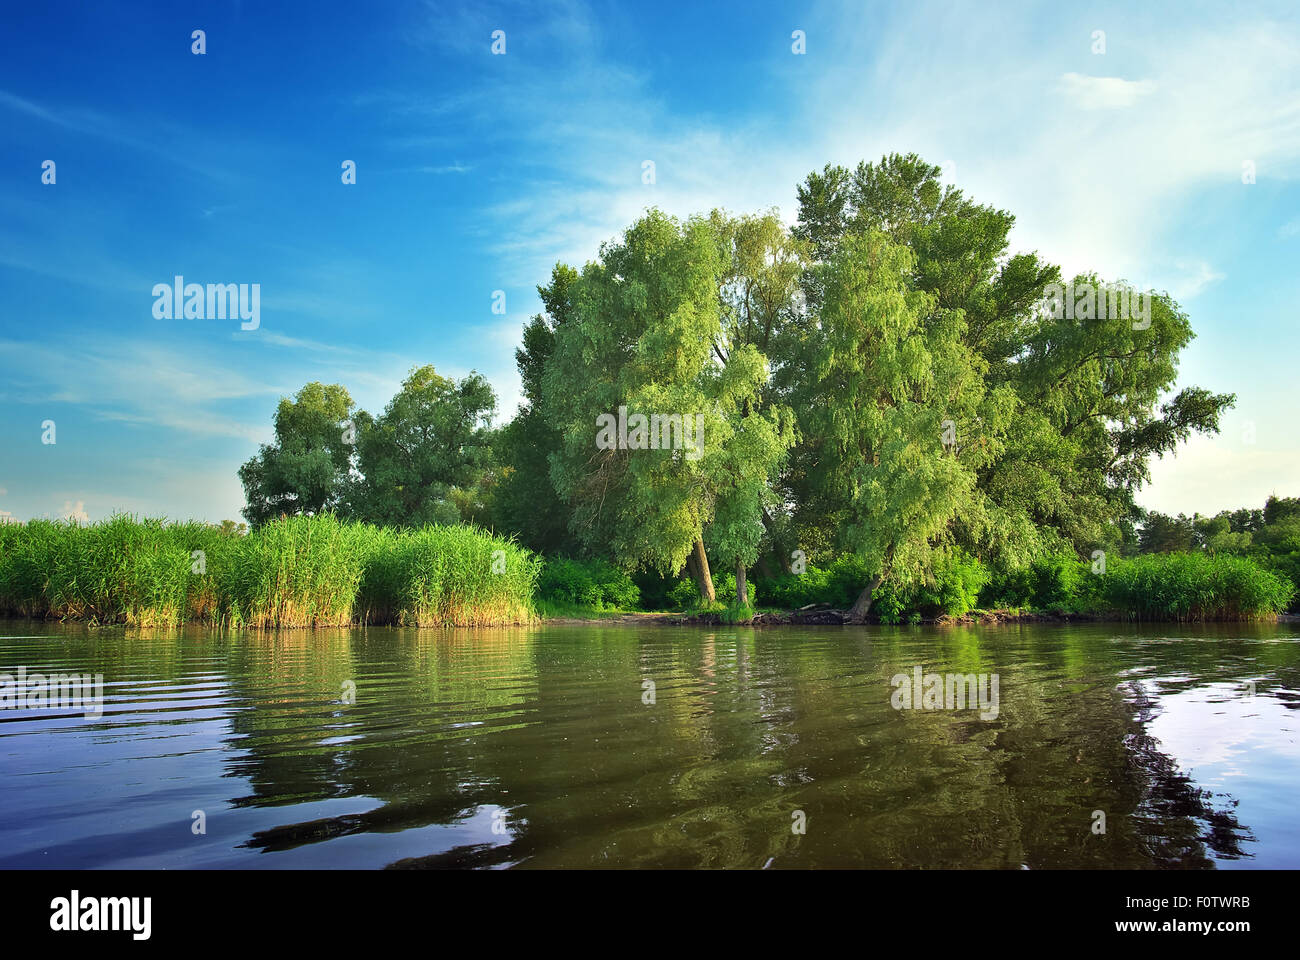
736,559 -> 749,606
693,537 -> 716,603
847,574 -> 884,624
756,554 -> 775,580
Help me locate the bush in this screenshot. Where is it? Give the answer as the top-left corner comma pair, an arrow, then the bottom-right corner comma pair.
713,572 -> 759,607
980,548 -> 1092,611
537,557 -> 639,610
755,562 -> 834,609
666,578 -> 699,610
870,551 -> 988,623
753,550 -> 986,621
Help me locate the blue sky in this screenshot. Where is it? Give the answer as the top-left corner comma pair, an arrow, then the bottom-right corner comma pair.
1,0 -> 1297,524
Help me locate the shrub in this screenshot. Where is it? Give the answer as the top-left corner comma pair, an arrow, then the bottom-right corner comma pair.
537,557 -> 639,610
666,578 -> 699,610
980,548 -> 1091,611
755,562 -> 834,609
754,550 -> 985,621
714,572 -> 759,607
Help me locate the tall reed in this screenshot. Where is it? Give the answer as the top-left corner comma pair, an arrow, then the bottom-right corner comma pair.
0,514 -> 539,628
1101,551 -> 1294,621
359,524 -> 540,626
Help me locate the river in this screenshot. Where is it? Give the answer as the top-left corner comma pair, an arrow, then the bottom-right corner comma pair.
1,621 -> 1297,868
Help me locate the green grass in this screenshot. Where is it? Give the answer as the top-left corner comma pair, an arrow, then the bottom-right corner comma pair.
0,514 -> 539,629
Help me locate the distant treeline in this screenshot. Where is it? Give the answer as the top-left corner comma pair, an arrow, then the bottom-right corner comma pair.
0,515 -> 538,628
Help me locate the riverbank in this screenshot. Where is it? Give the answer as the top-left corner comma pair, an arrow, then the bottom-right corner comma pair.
3,516 -> 1293,629
544,608 -> 1298,627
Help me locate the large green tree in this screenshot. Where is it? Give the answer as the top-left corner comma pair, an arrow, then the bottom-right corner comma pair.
794,228 -> 1008,620
793,153 -> 1233,578
349,365 -> 496,527
238,382 -> 361,528
542,209 -> 793,602
490,265 -> 583,555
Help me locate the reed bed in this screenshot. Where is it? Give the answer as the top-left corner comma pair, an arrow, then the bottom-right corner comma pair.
360,525 -> 540,627
1101,551 -> 1295,622
0,514 -> 540,628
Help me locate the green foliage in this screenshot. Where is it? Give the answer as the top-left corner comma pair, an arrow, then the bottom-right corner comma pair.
206,152 -> 1257,625
0,515 -> 235,626
1135,496 -> 1300,612
221,514 -> 374,627
490,266 -> 584,556
349,365 -> 496,528
1099,552 -> 1293,622
753,550 -> 985,621
863,551 -> 989,623
238,382 -> 360,528
360,524 -> 539,627
758,563 -> 835,609
713,572 -> 758,608
541,209 -> 794,599
0,515 -> 537,628
537,558 -> 640,610
790,153 -> 1233,610
666,578 -> 700,610
980,549 -> 1092,611
791,223 -> 998,617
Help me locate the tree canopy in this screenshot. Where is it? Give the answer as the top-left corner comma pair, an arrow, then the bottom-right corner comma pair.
237,152 -> 1236,618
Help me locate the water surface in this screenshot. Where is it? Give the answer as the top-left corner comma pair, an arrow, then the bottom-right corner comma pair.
1,621 -> 1297,868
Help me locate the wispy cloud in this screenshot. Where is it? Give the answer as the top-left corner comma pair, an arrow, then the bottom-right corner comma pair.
0,89 -> 238,184
1059,73 -> 1156,110
0,338 -> 276,441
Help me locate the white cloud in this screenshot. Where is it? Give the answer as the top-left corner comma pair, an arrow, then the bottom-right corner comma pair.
1058,73 -> 1156,110
1165,260 -> 1226,300
59,500 -> 89,523
0,337 -> 276,442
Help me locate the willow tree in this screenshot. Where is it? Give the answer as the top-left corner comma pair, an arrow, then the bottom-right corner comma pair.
542,209 -> 791,602
705,210 -> 803,598
795,153 -> 1232,570
796,228 -> 1005,622
491,265 -> 582,555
